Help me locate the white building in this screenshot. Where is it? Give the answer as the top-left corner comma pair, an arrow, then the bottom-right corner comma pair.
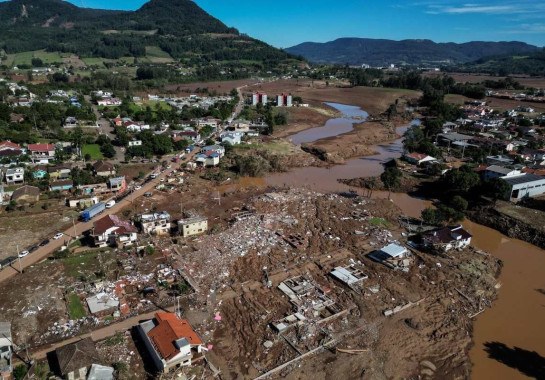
178,216 -> 208,237
137,312 -> 206,373
502,174 -> 545,201
137,212 -> 171,235
4,168 -> 24,184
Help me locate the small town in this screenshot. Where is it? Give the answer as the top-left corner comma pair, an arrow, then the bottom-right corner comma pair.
0,1 -> 545,380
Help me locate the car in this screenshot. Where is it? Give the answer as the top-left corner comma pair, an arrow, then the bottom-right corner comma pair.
18,250 -> 29,258
166,165 -> 172,169
28,245 -> 38,253
39,239 -> 50,247
144,192 -> 153,197
134,185 -> 142,191
105,200 -> 116,208
53,232 -> 64,240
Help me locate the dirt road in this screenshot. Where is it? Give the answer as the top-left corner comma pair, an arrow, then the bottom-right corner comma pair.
18,305 -> 177,362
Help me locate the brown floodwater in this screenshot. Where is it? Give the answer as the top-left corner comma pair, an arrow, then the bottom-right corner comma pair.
264,103 -> 545,379
288,102 -> 368,145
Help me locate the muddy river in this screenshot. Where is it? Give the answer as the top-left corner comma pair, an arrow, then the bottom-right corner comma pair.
266,103 -> 545,379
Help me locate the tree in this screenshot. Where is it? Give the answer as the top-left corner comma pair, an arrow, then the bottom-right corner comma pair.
450,195 -> 468,211
484,178 -> 511,202
443,166 -> 481,193
421,208 -> 443,225
100,143 -> 116,159
380,167 -> 402,198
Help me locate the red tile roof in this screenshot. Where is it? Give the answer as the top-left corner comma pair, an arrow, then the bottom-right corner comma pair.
28,143 -> 55,152
148,312 -> 203,360
406,152 -> 428,161
0,141 -> 21,150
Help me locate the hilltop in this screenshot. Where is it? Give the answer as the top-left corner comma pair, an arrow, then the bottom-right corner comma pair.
0,0 -> 293,67
286,37 -> 540,66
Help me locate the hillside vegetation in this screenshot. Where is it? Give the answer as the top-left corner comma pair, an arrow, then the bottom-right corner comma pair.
0,0 -> 293,68
286,37 -> 539,66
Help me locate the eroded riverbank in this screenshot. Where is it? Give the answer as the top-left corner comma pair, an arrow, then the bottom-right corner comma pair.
264,102 -> 545,379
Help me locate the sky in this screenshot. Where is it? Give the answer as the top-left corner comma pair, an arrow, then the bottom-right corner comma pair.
23,1 -> 545,47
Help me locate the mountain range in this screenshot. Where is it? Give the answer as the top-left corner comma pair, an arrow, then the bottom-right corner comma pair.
286,37 -> 540,66
0,0 -> 292,67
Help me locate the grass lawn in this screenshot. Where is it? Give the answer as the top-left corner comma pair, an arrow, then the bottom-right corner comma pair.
5,50 -> 64,66
82,144 -> 103,160
368,217 -> 390,227
67,293 -> 87,319
61,251 -> 100,278
144,46 -> 174,63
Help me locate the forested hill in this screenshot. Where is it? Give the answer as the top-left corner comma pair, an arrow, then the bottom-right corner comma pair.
0,0 -> 293,65
450,48 -> 545,76
286,37 -> 540,66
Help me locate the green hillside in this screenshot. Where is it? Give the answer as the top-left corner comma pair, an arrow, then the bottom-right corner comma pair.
0,0 -> 294,69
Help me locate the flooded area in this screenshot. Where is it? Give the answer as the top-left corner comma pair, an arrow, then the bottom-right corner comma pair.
288,102 -> 368,145
264,102 -> 545,379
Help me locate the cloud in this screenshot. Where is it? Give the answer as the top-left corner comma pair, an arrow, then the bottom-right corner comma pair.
423,1 -> 545,16
502,23 -> 545,34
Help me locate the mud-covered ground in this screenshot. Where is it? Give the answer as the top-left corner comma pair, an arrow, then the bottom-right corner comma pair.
171,189 -> 500,379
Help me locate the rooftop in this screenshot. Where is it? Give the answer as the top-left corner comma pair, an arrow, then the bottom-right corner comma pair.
93,214 -> 136,236
55,338 -> 101,376
502,173 -> 545,186
147,312 -> 203,361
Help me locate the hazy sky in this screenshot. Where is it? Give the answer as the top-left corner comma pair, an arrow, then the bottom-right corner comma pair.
18,1 -> 545,47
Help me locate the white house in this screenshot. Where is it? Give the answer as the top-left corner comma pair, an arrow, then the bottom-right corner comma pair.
421,225 -> 472,252
4,167 -> 24,184
91,214 -> 137,247
137,312 -> 206,373
137,212 -> 171,235
220,132 -> 243,145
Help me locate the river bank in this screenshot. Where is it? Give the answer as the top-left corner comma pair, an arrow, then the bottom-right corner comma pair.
260,101 -> 545,379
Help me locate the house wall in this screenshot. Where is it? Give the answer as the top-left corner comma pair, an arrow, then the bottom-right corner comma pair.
510,179 -> 545,200
136,325 -> 165,372
181,220 -> 208,237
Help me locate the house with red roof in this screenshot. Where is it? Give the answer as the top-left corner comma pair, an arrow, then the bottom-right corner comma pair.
0,141 -> 24,157
403,152 -> 438,166
91,214 -> 137,248
137,312 -> 205,372
27,143 -> 55,164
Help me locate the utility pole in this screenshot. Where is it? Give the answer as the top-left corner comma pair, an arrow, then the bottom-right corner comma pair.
16,244 -> 22,273
72,217 -> 77,240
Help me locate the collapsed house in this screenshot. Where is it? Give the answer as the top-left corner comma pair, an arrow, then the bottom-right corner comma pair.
368,243 -> 412,270
272,275 -> 337,333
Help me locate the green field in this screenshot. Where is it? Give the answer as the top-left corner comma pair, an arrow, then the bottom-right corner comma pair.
82,144 -> 103,160
4,50 -> 65,67
67,292 -> 87,319
143,46 -> 174,63
81,56 -> 135,66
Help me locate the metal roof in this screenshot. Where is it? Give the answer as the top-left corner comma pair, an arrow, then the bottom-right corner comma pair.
379,243 -> 408,258
502,174 -> 545,186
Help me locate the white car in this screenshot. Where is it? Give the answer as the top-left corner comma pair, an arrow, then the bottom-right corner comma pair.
134,185 -> 142,191
18,250 -> 29,258
53,232 -> 64,240
105,200 -> 116,208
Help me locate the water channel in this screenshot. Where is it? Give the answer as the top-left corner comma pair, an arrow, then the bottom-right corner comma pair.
265,102 -> 545,379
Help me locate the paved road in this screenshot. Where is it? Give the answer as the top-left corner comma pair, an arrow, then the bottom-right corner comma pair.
0,151 -> 198,284
84,95 -> 124,161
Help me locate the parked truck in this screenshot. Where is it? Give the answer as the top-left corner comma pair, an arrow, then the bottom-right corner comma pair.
80,202 -> 106,222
